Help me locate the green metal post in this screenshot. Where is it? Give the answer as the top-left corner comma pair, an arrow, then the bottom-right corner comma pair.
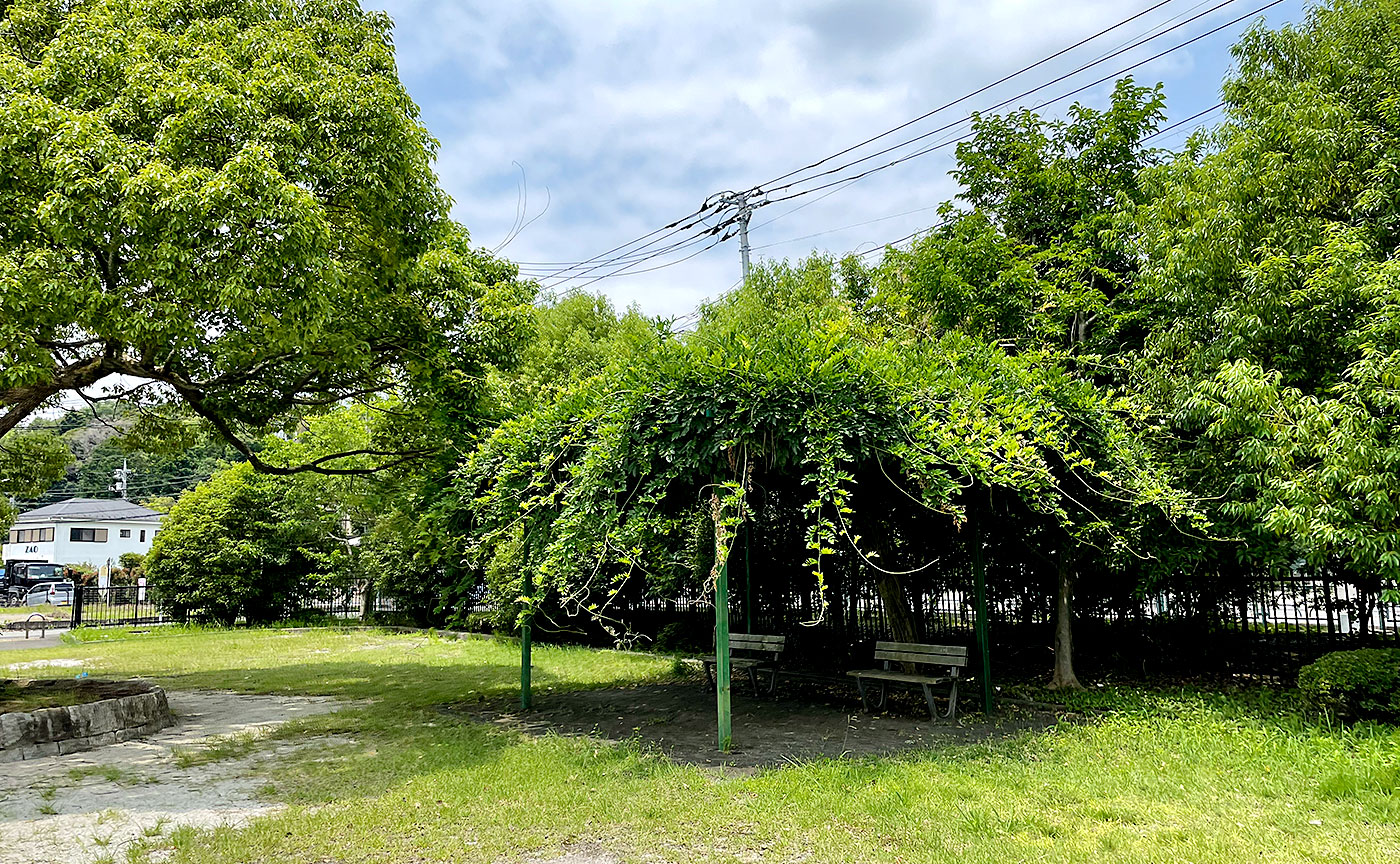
715,557 -> 732,752
520,570 -> 533,712
972,523 -> 993,713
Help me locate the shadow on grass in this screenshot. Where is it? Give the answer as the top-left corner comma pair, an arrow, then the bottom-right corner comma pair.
141,659 -> 667,709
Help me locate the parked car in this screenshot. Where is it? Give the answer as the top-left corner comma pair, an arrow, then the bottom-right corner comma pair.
24,582 -> 73,607
3,561 -> 69,605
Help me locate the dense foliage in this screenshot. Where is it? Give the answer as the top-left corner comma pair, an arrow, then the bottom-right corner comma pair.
461,268 -> 1197,650
1134,0 -> 1400,620
0,428 -> 69,528
1299,648 -> 1400,720
144,462 -> 342,624
0,0 -> 533,471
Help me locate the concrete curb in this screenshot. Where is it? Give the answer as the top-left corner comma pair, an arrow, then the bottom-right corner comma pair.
0,679 -> 172,762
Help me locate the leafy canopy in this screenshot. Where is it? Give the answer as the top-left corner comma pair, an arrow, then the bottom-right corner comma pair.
1133,0 -> 1400,590
0,0 -> 532,471
462,266 -> 1196,629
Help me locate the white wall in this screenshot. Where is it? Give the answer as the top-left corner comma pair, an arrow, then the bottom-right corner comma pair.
3,519 -> 161,568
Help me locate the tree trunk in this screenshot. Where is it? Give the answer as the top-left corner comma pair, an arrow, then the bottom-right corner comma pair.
1049,554 -> 1082,690
873,570 -> 919,645
360,578 -> 376,623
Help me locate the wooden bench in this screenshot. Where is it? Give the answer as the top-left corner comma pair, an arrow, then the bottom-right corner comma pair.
702,633 -> 786,696
847,641 -> 968,720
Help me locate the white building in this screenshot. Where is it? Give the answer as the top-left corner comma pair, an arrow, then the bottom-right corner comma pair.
3,498 -> 164,570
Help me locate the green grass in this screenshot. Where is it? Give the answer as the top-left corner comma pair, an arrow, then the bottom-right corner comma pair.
0,681 -> 90,713
173,730 -> 272,768
6,627 -> 1399,863
0,603 -> 66,623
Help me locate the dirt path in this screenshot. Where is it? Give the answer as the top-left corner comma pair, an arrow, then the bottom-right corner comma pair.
0,690 -> 347,864
470,680 -> 1061,771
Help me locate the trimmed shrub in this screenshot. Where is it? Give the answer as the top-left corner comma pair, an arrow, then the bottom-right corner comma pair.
1298,648 -> 1400,721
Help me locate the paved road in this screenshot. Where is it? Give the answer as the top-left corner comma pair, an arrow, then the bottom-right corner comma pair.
0,628 -> 67,651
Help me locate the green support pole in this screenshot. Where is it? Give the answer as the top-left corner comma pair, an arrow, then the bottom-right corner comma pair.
972,523 -> 993,713
520,570 -> 533,712
715,557 -> 733,752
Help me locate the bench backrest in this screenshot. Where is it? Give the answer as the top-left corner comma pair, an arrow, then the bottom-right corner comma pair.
728,633 -> 786,658
874,641 -> 968,671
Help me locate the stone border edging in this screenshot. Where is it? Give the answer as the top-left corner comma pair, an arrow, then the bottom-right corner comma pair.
0,680 -> 172,762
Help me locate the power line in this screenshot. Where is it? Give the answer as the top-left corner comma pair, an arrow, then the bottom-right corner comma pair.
527,202 -> 727,288
760,0 -> 1277,207
756,0 -> 1180,192
850,101 -> 1230,263
517,1 -> 1212,287
751,203 -> 947,252
1145,101 -> 1225,142
524,0 -> 1280,293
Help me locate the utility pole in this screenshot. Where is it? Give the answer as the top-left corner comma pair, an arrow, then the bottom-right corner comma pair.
708,189 -> 761,282
112,459 -> 132,499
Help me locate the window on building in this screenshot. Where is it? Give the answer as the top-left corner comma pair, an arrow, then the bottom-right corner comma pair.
119,529 -> 131,539
7,527 -> 55,544
69,528 -> 109,543
139,530 -> 146,542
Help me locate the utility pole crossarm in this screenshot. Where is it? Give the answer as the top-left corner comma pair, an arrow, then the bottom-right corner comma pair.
708,189 -> 763,282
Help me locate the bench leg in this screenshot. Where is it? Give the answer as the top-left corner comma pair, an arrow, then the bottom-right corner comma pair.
765,668 -> 780,697
856,679 -> 887,712
921,683 -> 938,720
703,661 -> 715,692
748,666 -> 761,697
945,679 -> 959,720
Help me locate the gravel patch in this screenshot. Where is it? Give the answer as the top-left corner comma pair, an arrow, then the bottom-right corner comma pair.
0,690 -> 348,864
5,658 -> 85,669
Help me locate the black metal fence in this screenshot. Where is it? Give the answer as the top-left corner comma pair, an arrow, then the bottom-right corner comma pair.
615,570 -> 1399,678
72,584 -> 169,627
70,581 -> 396,628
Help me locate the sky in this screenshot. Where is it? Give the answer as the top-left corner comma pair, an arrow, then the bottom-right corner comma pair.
364,0 -> 1310,319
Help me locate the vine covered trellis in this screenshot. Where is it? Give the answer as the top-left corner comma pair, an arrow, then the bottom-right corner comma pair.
459,267 -> 1200,685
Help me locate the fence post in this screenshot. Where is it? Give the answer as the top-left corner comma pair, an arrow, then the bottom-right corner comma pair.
972,522 -> 993,713
520,569 -> 533,711
72,582 -> 84,628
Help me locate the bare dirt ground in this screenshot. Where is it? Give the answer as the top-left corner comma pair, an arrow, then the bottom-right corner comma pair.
469,677 -> 1063,771
0,690 -> 346,864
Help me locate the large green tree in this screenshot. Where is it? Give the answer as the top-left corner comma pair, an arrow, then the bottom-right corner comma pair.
876,78 -> 1165,359
1132,0 -> 1400,622
0,0 -> 532,472
144,460 -> 342,624
863,79 -> 1169,687
0,429 -> 69,529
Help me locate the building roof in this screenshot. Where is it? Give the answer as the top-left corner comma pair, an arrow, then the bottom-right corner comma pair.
14,498 -> 164,524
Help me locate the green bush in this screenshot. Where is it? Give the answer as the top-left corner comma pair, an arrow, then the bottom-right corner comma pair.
145,464 -> 342,626
1298,648 -> 1400,721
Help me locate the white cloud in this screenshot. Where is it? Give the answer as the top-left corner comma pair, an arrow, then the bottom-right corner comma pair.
369,0 -> 1306,317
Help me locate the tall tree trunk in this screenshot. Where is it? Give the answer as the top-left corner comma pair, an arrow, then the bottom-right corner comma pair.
1049,553 -> 1082,690
873,570 -> 919,644
866,531 -> 919,645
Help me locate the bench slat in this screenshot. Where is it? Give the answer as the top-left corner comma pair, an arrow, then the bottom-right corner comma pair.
702,656 -> 774,668
730,634 -> 785,647
874,650 -> 968,667
847,669 -> 955,685
875,641 -> 967,657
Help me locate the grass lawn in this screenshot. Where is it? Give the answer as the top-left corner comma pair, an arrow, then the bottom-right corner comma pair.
0,603 -> 67,624
4,626 -> 1398,863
